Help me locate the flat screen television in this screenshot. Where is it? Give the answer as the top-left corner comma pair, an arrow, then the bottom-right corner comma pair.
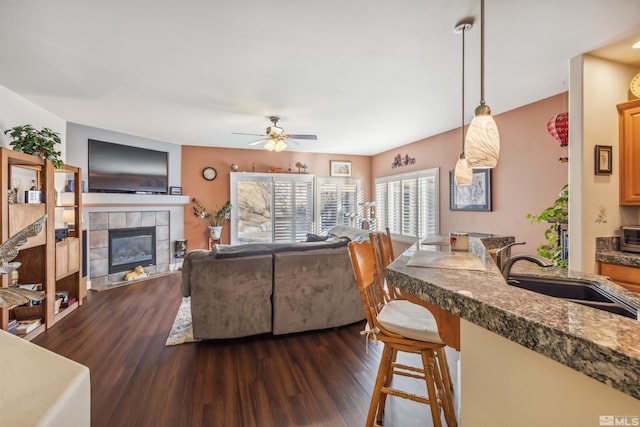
88,139 -> 169,194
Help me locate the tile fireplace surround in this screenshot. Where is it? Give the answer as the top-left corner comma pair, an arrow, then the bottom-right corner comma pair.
89,210 -> 171,290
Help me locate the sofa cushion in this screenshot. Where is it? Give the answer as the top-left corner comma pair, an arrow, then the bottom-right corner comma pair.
189,254 -> 273,339
272,247 -> 365,335
213,237 -> 351,259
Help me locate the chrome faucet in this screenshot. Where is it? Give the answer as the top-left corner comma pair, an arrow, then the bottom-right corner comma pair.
501,254 -> 553,279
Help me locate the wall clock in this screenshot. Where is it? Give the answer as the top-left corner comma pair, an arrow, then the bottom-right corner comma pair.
202,167 -> 217,181
631,72 -> 640,99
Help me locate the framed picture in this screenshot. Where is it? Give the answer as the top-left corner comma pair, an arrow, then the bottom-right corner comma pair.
169,186 -> 182,195
330,160 -> 352,177
449,169 -> 492,211
594,145 -> 612,175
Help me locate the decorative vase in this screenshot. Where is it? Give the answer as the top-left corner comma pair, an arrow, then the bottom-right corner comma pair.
209,226 -> 223,240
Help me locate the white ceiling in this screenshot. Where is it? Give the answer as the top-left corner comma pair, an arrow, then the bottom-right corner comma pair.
1,1 -> 640,156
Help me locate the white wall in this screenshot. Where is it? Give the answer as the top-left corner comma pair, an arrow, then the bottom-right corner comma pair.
0,84 -> 68,197
65,122 -> 182,189
0,84 -> 67,151
569,56 -> 640,272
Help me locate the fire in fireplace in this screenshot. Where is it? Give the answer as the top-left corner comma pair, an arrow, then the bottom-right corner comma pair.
109,227 -> 156,274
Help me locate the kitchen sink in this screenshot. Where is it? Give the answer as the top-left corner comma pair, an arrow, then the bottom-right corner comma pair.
507,275 -> 639,320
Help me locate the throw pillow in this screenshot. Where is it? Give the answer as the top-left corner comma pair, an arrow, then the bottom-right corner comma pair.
306,233 -> 329,242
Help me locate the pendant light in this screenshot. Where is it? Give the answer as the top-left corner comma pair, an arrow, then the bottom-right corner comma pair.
454,18 -> 474,186
465,0 -> 500,169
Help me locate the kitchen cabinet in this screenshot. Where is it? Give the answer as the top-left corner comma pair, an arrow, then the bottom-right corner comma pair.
617,99 -> 640,205
598,261 -> 640,294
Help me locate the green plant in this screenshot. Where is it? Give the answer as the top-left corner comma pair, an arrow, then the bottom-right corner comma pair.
3,125 -> 64,168
526,184 -> 569,268
192,198 -> 232,227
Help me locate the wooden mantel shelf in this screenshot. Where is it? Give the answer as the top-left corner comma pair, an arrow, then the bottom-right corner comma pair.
60,192 -> 190,207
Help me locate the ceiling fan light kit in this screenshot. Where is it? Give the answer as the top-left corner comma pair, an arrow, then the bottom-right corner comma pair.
464,0 -> 500,169
264,138 -> 287,152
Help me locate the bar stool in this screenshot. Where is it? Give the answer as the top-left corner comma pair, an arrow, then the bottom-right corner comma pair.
348,239 -> 457,427
371,228 -> 402,300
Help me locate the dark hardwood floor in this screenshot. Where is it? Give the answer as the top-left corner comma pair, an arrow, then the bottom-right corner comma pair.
33,274 -> 458,427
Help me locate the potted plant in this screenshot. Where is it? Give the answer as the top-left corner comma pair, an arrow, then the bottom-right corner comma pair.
192,198 -> 232,240
3,125 -> 64,169
526,184 -> 569,268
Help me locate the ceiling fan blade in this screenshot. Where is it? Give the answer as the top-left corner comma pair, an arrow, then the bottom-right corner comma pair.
286,134 -> 318,140
232,132 -> 266,137
247,138 -> 266,146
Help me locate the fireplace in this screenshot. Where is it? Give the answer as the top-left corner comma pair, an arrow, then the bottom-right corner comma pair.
109,227 -> 156,274
88,210 -> 173,290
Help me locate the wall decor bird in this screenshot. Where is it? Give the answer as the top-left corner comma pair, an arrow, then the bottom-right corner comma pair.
0,215 -> 47,308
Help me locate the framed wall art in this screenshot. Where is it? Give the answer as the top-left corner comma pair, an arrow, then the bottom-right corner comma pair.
594,145 -> 612,176
449,168 -> 492,211
330,160 -> 352,177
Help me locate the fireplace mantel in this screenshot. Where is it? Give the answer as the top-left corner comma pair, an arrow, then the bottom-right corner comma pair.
61,192 -> 190,207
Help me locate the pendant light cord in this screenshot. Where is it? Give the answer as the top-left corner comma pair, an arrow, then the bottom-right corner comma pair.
461,25 -> 466,154
480,0 -> 485,105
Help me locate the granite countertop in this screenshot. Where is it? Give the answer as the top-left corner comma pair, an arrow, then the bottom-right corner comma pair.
387,236 -> 640,401
595,236 -> 640,268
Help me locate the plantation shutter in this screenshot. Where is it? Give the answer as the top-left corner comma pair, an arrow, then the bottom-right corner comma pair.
387,181 -> 402,235
273,175 -> 314,242
317,178 -> 362,234
375,181 -> 388,232
230,172 -> 314,244
374,168 -> 439,240
402,178 -> 417,236
419,174 -> 439,236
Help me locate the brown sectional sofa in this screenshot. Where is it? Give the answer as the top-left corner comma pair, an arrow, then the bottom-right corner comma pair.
181,226 -> 371,339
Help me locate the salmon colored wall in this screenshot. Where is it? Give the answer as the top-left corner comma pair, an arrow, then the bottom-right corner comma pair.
372,94 -> 569,255
183,95 -> 567,254
181,147 -> 371,249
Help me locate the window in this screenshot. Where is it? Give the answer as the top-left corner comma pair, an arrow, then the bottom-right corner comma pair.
231,173 -> 314,243
375,168 -> 439,241
317,178 -> 362,233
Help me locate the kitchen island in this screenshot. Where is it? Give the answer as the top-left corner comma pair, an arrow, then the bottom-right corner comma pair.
387,236 -> 640,426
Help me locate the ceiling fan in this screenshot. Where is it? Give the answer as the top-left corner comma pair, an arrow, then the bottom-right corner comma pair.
232,116 -> 318,152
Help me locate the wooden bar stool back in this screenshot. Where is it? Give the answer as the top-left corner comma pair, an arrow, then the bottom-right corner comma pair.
347,240 -> 457,427
371,229 -> 402,300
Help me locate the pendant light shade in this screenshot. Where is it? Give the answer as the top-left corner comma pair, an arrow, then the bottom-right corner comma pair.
454,155 -> 473,185
465,111 -> 500,168
464,0 -> 500,169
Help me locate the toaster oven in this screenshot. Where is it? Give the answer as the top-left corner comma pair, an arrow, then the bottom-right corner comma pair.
620,226 -> 640,253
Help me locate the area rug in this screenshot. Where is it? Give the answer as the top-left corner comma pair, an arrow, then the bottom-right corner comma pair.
165,297 -> 200,346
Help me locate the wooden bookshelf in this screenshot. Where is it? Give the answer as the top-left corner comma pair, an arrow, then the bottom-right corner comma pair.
0,148 -> 84,337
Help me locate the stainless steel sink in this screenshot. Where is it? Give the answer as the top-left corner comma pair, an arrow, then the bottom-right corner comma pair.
507,275 -> 638,320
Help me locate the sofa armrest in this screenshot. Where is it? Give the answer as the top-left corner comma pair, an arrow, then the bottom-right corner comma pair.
181,249 -> 214,297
